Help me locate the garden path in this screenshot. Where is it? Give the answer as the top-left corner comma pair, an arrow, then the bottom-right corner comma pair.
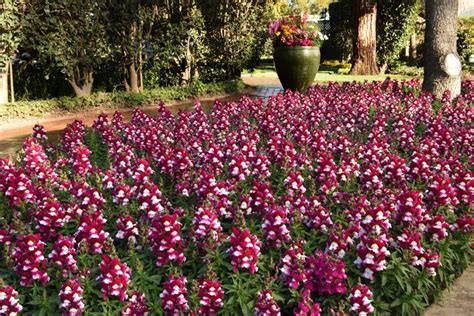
425,265 -> 474,316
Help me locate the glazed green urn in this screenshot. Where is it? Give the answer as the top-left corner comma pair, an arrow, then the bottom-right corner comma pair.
273,46 -> 321,92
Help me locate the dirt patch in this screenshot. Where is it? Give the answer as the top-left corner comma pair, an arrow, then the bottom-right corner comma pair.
242,73 -> 282,87
425,265 -> 474,316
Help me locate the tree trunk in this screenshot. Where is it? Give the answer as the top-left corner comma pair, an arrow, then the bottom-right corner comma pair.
0,63 -> 9,104
127,63 -> 140,93
68,70 -> 94,97
9,61 -> 15,103
422,0 -> 461,99
409,32 -> 417,60
181,35 -> 192,84
350,0 -> 379,75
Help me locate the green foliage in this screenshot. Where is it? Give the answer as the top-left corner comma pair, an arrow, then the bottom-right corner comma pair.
369,234 -> 473,316
458,17 -> 474,64
198,0 -> 268,82
376,0 -> 420,68
327,0 -> 354,61
0,79 -> 245,120
144,8 -> 208,88
328,0 -> 420,69
21,0 -> 109,91
0,0 -> 24,70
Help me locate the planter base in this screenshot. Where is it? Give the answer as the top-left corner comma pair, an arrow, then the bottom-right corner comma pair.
273,46 -> 321,92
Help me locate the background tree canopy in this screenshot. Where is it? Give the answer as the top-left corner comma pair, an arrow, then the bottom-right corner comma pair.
11,0 -> 271,99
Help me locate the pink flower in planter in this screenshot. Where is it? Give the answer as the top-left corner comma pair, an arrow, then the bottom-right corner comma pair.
325,227 -> 352,259
0,228 -> 12,246
197,278 -> 224,315
200,144 -> 224,175
249,180 -> 275,216
61,120 -> 86,153
349,284 -> 375,315
49,235 -> 78,277
303,197 -> 333,233
192,206 -> 222,250
252,153 -> 272,179
131,159 -> 154,186
59,278 -> 85,316
355,234 -> 390,282
254,290 -> 281,316
70,181 -> 105,212
12,234 -> 50,286
314,152 -> 338,194
110,144 -> 136,179
35,195 -> 65,239
294,289 -> 321,316
305,250 -> 347,295
279,239 -> 308,289
284,171 -> 306,196
75,210 -> 109,254
122,291 -> 148,316
195,171 -> 218,199
70,144 -> 92,176
97,255 -> 131,301
262,206 -> 291,248
32,124 -> 48,141
381,154 -> 408,187
22,138 -> 57,183
228,153 -> 251,181
420,249 -> 440,276
453,170 -> 473,205
395,191 -> 428,227
2,166 -> 35,206
113,184 -> 133,206
360,205 -> 392,236
426,175 -> 459,210
92,112 -> 109,130
451,216 -> 474,232
137,183 -> 164,220
229,227 -> 261,274
238,194 -> 253,216
360,163 -> 384,194
396,228 -> 423,266
116,216 -> 140,243
149,213 -> 186,267
426,214 -> 449,242
408,152 -> 431,183
0,285 -> 23,315
160,275 -> 189,314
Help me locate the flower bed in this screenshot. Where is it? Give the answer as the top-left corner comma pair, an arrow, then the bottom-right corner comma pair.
0,79 -> 473,315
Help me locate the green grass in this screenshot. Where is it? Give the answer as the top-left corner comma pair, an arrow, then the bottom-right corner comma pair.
313,72 -> 415,82
0,80 -> 246,121
244,70 -> 415,83
243,59 -> 418,82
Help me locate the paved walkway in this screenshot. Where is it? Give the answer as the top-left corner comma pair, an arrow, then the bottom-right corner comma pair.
425,265 -> 474,316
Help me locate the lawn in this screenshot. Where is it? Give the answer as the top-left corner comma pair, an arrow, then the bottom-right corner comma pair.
243,59 -> 417,83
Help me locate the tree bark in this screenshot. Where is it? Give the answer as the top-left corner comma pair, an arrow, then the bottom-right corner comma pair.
68,70 -> 94,97
0,63 -> 9,104
127,63 -> 140,93
350,0 -> 379,75
181,35 -> 192,85
422,0 -> 461,99
409,32 -> 417,60
9,61 -> 14,103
